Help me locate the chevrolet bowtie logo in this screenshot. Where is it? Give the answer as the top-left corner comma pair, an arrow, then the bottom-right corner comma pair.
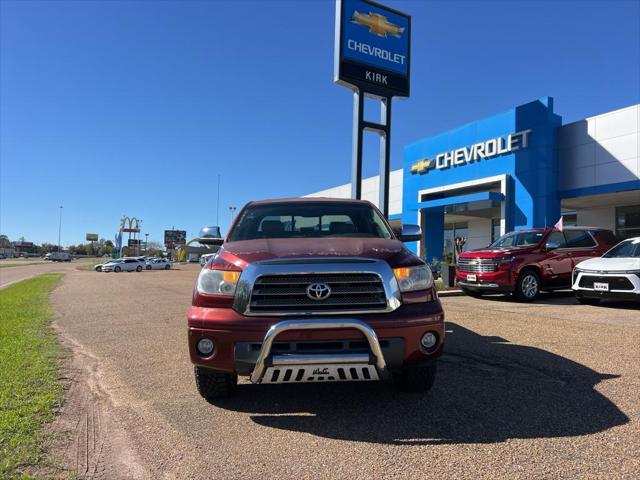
410,159 -> 434,174
351,11 -> 404,38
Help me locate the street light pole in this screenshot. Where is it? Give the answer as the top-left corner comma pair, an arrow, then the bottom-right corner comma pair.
145,233 -> 149,252
58,206 -> 63,252
228,206 -> 237,229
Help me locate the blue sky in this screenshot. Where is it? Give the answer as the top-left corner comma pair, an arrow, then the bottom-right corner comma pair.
1,0 -> 639,246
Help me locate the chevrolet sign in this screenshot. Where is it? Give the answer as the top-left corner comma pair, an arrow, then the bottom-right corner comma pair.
335,0 -> 411,97
410,129 -> 533,174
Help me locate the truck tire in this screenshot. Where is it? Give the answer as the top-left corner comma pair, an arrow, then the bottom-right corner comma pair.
395,362 -> 437,393
515,269 -> 540,302
194,366 -> 237,402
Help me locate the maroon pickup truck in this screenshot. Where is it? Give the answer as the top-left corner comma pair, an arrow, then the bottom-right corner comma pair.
188,198 -> 444,400
456,227 -> 617,301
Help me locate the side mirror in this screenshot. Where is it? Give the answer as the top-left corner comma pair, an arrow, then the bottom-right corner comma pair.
544,241 -> 560,251
398,224 -> 422,243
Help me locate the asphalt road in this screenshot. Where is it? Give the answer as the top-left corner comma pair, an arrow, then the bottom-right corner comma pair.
0,261 -> 78,288
48,265 -> 639,479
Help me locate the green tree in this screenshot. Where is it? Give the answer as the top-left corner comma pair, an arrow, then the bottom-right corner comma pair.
0,235 -> 11,248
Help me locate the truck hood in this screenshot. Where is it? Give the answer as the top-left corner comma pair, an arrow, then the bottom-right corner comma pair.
576,257 -> 640,272
218,237 -> 420,269
459,246 -> 537,258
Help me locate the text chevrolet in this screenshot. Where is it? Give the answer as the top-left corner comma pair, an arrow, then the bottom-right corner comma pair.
188,198 -> 444,400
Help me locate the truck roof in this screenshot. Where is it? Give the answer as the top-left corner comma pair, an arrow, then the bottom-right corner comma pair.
245,197 -> 374,207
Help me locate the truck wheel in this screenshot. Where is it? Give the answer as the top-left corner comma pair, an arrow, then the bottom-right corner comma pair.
395,362 -> 437,393
194,366 -> 237,402
461,288 -> 483,298
577,296 -> 601,306
114,266 -> 121,273
515,270 -> 540,302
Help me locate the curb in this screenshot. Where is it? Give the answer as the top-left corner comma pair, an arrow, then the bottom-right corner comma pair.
437,289 -> 465,297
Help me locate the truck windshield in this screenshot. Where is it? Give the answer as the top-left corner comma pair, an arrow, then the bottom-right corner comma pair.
228,203 -> 393,241
489,231 -> 544,248
603,239 -> 640,258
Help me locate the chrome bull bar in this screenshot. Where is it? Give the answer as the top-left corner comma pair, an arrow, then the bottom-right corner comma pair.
249,319 -> 389,384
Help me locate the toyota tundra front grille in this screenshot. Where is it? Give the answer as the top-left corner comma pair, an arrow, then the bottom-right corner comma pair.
249,273 -> 387,314
457,258 -> 498,273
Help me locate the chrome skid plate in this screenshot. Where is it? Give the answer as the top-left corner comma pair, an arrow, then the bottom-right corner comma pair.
261,364 -> 380,384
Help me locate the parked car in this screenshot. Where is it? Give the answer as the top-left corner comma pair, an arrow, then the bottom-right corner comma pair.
102,258 -> 144,272
199,253 -> 216,267
456,227 -> 617,301
94,260 -> 115,272
146,258 -> 172,270
572,237 -> 640,305
188,198 -> 443,401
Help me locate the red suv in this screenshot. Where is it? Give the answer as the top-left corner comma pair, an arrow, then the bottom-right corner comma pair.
188,198 -> 444,400
456,227 -> 616,301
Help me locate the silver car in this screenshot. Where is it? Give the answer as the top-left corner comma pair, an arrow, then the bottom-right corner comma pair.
146,258 -> 172,270
102,258 -> 144,272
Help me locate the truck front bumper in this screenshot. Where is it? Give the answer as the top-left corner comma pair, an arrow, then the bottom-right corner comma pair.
188,301 -> 444,378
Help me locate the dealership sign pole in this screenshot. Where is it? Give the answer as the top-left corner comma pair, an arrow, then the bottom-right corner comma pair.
335,0 -> 411,217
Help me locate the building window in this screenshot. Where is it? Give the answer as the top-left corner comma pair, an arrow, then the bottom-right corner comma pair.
491,218 -> 501,243
562,212 -> 577,227
616,205 -> 640,240
443,222 -> 468,264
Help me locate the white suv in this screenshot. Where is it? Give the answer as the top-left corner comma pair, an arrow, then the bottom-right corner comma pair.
572,237 -> 640,305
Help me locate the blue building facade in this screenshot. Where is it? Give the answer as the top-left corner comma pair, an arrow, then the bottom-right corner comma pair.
402,98 -> 564,263
308,100 -> 639,259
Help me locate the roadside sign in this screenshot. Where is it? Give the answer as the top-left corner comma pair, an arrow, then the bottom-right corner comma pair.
86,233 -> 99,241
334,0 -> 411,98
128,239 -> 141,247
164,230 -> 186,246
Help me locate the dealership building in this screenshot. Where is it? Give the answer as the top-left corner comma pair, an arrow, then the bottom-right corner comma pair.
308,99 -> 640,263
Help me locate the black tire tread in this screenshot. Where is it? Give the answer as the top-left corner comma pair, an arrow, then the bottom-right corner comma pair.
514,269 -> 540,302
194,366 -> 237,402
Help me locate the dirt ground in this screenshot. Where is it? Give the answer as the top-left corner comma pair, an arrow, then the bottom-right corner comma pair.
46,264 -> 639,479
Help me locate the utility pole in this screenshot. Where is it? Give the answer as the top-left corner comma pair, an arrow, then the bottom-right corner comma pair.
58,206 -> 63,252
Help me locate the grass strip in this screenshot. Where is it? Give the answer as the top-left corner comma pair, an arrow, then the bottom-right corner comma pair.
0,273 -> 63,478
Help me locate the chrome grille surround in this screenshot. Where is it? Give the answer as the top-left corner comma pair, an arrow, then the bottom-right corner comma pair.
457,257 -> 499,273
232,257 -> 402,316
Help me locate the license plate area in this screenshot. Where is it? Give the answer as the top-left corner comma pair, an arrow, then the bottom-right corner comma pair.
261,364 -> 379,384
467,274 -> 477,282
593,282 -> 609,291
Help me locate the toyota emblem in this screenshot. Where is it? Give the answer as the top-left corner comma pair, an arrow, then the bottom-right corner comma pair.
306,283 -> 332,301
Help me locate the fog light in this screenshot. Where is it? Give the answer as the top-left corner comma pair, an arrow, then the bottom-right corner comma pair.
421,332 -> 437,350
196,338 -> 215,356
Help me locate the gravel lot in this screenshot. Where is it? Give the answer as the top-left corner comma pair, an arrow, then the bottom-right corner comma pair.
49,265 -> 639,479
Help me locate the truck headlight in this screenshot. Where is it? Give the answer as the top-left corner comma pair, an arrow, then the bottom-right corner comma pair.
197,268 -> 241,296
393,265 -> 434,292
